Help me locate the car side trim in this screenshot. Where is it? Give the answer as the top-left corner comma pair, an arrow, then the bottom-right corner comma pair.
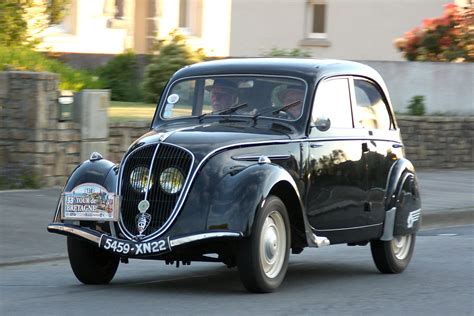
313,222 -> 383,232
232,154 -> 291,161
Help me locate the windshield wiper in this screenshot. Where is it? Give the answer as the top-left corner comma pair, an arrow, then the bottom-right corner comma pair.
198,103 -> 248,122
252,100 -> 301,121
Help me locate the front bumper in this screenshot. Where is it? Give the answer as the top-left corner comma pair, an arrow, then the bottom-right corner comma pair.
47,223 -> 242,258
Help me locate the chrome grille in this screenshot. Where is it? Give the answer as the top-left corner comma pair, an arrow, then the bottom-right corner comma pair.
119,143 -> 193,237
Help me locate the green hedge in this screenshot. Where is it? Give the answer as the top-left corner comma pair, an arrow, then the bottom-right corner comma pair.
98,51 -> 143,101
0,46 -> 103,91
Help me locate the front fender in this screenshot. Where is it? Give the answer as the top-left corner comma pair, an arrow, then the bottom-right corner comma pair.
206,163 -> 301,236
52,158 -> 118,222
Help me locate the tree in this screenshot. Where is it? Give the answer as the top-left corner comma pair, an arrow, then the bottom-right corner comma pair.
142,31 -> 205,103
0,0 -> 70,47
0,1 -> 29,47
394,3 -> 473,62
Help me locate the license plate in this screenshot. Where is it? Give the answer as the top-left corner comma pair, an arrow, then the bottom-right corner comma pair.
99,235 -> 171,256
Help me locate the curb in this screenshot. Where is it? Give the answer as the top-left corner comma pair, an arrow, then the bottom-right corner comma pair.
0,254 -> 68,268
420,208 -> 474,229
1,208 -> 473,268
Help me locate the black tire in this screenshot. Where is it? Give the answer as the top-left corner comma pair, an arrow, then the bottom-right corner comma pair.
67,236 -> 119,284
237,195 -> 290,293
370,233 -> 416,274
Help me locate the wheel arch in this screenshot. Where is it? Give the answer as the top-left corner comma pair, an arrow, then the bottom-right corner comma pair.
269,181 -> 308,250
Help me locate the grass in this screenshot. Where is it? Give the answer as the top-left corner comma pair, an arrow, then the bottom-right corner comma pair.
109,101 -> 156,122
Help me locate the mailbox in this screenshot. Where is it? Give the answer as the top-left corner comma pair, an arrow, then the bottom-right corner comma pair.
58,91 -> 74,122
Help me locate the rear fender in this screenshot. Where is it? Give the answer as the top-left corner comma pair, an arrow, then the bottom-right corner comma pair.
382,159 -> 421,239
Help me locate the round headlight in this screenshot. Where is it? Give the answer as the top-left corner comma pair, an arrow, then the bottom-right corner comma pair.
130,167 -> 153,193
159,167 -> 184,194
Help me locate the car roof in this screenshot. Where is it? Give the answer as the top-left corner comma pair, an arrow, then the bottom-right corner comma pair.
172,58 -> 384,84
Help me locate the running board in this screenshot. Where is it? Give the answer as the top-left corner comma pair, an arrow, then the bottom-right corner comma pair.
312,234 -> 330,247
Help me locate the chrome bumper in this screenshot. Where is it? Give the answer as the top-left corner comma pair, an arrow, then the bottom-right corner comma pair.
47,223 -> 243,257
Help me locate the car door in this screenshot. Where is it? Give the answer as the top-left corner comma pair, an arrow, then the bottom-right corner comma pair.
351,77 -> 403,226
306,77 -> 369,243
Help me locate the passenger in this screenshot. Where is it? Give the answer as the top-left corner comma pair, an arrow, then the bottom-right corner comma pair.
278,85 -> 304,119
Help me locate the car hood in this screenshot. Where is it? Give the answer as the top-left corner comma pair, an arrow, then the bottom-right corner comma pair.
130,120 -> 293,161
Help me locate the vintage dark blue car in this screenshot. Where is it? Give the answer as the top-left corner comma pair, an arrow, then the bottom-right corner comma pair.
48,58 -> 422,292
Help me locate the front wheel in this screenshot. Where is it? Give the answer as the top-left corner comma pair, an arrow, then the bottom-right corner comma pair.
237,196 -> 290,293
370,233 -> 416,273
67,236 -> 119,284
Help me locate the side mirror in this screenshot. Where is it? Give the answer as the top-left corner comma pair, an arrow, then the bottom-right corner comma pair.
312,116 -> 331,131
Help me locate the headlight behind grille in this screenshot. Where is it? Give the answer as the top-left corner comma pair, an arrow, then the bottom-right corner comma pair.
159,167 -> 184,194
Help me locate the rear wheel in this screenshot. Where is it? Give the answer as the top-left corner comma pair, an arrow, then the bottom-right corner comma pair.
67,236 -> 119,284
237,196 -> 290,293
370,233 -> 416,273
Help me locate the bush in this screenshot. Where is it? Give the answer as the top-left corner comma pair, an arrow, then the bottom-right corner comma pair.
142,31 -> 205,103
263,47 -> 312,58
0,46 -> 103,91
98,51 -> 143,101
407,95 -> 426,116
394,4 -> 473,62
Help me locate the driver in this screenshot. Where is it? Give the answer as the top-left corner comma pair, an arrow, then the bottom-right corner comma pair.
208,79 -> 238,112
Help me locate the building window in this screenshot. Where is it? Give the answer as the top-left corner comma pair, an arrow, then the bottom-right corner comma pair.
307,0 -> 327,39
178,0 -> 202,37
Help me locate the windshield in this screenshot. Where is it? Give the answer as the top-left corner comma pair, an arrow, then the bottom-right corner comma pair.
161,76 -> 306,121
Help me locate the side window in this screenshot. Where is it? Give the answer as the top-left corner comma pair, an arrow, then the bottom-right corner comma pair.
312,78 -> 353,128
353,79 -> 392,130
163,80 -> 196,118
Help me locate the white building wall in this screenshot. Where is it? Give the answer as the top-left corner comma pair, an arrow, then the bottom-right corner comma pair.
230,0 -> 305,57
229,0 -> 448,61
158,0 -> 231,57
39,0 -> 127,54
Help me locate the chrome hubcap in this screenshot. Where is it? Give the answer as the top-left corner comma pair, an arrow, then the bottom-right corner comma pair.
391,234 -> 412,260
259,211 -> 286,279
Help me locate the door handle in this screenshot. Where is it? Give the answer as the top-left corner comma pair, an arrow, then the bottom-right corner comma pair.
310,143 -> 324,148
392,143 -> 404,148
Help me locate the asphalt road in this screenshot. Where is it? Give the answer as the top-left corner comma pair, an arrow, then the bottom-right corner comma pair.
0,225 -> 472,316
0,169 -> 472,265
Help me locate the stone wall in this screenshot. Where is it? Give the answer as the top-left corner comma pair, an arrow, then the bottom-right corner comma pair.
398,115 -> 474,169
108,117 -> 473,170
109,121 -> 149,163
0,72 -> 81,187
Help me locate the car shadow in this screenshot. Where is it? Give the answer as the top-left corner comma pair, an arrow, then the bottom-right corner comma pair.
92,259 -> 380,295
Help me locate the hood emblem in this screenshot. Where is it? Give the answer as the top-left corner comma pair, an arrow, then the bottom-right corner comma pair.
136,213 -> 152,236
136,200 -> 151,236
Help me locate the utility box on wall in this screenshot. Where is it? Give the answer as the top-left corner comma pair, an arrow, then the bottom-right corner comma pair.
74,89 -> 110,161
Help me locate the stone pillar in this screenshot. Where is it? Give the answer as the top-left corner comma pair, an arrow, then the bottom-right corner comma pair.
0,71 -> 81,188
74,89 -> 110,161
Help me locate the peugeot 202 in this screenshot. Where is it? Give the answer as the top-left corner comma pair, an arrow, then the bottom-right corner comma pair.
48,58 -> 421,293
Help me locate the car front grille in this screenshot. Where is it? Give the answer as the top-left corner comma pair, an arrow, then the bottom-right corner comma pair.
119,143 -> 193,238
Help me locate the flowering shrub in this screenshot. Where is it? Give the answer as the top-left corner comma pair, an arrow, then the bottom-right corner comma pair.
394,3 -> 473,62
